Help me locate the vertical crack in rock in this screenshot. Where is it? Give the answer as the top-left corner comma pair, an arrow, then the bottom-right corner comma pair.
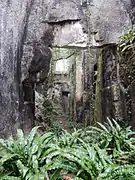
102,44 -> 123,122
14,0 -> 35,131
22,28 -> 54,133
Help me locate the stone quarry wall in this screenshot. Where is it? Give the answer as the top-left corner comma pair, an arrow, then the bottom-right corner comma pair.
0,0 -> 36,137
0,0 -> 135,137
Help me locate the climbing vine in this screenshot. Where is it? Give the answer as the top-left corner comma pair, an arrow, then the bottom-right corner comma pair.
118,28 -> 135,122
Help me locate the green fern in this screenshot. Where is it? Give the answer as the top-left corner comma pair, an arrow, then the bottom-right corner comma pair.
1,120 -> 135,179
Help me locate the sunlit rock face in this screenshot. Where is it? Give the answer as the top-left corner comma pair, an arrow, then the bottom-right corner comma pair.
53,21 -> 87,47
44,0 -> 87,47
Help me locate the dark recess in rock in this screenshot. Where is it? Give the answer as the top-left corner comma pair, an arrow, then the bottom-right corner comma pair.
42,19 -> 81,26
14,0 -> 35,132
22,28 -> 54,132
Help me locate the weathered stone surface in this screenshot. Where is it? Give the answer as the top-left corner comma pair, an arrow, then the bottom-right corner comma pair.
129,0 -> 135,25
43,0 -> 87,47
35,91 -> 44,120
0,0 -> 35,138
0,0 -> 135,137
0,0 -> 52,137
88,0 -> 132,45
45,0 -> 82,23
102,45 -> 123,121
53,21 -> 87,47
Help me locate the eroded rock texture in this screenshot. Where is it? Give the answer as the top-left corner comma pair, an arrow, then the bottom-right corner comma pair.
0,0 -> 35,138
0,0 -> 52,137
0,0 -> 135,137
22,30 -> 53,132
102,45 -> 122,122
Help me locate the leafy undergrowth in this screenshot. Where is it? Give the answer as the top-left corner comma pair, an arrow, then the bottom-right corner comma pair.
1,119 -> 135,179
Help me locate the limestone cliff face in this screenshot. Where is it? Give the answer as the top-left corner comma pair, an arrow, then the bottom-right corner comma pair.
0,0 -> 134,137
0,0 -> 35,137
0,0 -> 49,137
88,0 -> 132,44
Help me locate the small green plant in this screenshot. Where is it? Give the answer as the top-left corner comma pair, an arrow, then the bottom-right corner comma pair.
118,29 -> 135,51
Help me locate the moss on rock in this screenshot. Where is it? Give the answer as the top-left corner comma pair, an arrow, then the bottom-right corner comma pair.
94,48 -> 103,123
